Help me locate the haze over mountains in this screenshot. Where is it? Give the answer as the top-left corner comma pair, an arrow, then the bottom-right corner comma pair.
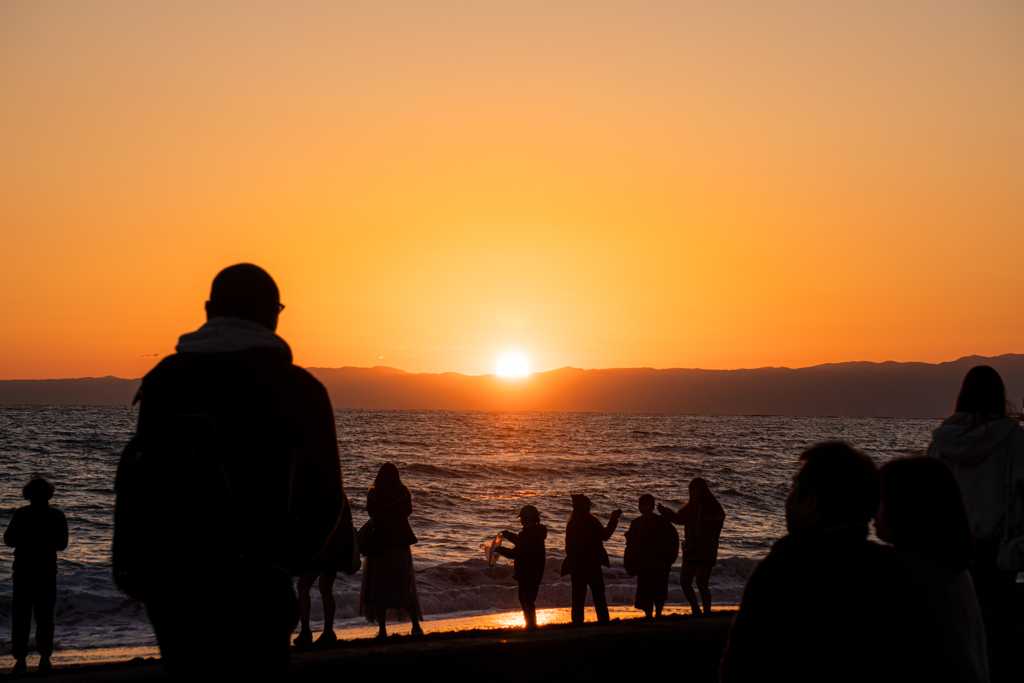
4,354 -> 1024,419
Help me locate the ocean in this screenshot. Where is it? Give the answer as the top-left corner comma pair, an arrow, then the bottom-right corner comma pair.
0,405 -> 937,656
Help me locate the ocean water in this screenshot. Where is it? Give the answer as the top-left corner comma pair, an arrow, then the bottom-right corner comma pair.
0,406 -> 937,656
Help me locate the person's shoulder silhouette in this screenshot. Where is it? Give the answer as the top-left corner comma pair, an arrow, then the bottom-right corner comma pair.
721,441 -> 920,683
117,264 -> 344,682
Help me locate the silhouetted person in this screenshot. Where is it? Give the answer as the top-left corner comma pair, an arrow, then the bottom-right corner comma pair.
4,477 -> 68,675
876,456 -> 988,683
719,441 -> 919,683
295,491 -> 356,649
658,477 -> 725,615
561,494 -> 622,625
926,365 -> 1024,682
358,463 -> 423,638
119,264 -> 344,680
624,494 -> 678,618
496,505 -> 548,629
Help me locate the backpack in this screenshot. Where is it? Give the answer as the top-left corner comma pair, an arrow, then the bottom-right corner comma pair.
113,414 -> 239,601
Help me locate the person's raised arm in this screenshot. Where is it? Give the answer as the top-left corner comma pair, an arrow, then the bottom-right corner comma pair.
501,529 -> 520,543
657,503 -> 683,524
602,509 -> 623,540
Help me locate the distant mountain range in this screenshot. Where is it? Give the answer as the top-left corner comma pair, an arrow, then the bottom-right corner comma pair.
4,354 -> 1024,418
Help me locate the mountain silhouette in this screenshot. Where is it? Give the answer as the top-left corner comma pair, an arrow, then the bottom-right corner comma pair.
5,354 -> 1024,418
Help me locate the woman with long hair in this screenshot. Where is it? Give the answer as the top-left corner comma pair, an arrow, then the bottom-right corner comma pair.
875,456 -> 987,682
358,463 -> 423,638
658,477 -> 725,615
927,365 -> 1024,681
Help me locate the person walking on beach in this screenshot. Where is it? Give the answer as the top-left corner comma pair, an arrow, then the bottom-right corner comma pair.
926,365 -> 1024,682
875,456 -> 988,683
359,463 -> 424,639
719,441 -> 919,683
496,505 -> 548,629
561,494 -> 622,625
657,478 -> 724,615
624,494 -> 678,618
4,477 -> 69,675
115,264 -> 344,681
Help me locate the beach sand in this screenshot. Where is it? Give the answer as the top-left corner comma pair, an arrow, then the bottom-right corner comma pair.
4,607 -> 735,681
11,583 -> 1024,681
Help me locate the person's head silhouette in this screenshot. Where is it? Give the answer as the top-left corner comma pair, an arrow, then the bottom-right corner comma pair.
23,476 -> 55,505
784,441 -> 880,533
205,264 -> 282,331
955,365 -> 1008,417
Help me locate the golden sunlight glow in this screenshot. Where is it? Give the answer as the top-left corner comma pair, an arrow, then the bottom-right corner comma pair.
496,355 -> 530,377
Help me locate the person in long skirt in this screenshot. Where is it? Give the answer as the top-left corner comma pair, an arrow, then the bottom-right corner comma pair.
658,477 -> 725,615
358,463 -> 423,638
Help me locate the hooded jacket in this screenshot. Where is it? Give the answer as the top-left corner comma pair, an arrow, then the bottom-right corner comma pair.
135,316 -> 344,574
926,413 -> 1024,540
563,513 -> 618,574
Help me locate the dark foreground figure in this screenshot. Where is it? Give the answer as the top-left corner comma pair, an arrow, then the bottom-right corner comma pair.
720,441 -> 920,683
115,264 -> 344,680
497,505 -> 549,628
876,456 -> 988,682
4,477 -> 69,675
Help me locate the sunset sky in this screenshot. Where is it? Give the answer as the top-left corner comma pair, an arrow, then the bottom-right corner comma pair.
2,0 -> 1022,380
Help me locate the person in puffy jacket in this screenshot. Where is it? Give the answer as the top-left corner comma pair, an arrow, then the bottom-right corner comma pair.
927,365 -> 1024,682
497,505 -> 548,629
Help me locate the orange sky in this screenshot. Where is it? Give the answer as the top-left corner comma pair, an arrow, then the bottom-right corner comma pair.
2,1 -> 1023,380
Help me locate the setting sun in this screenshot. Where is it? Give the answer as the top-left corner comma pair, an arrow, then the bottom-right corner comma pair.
496,355 -> 530,377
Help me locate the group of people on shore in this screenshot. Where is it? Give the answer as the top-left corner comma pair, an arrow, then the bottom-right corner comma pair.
487,477 -> 726,629
5,263 -> 1024,683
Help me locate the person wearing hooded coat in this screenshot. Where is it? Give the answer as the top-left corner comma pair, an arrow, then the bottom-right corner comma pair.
496,505 -> 548,629
561,494 -> 622,625
926,365 -> 1024,681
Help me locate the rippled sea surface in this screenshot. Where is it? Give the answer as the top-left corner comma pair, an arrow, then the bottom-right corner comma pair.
0,406 -> 938,651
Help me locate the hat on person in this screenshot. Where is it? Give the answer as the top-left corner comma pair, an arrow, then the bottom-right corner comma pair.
570,494 -> 590,510
518,505 -> 540,521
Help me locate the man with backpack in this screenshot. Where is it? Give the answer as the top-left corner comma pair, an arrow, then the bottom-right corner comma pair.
114,263 -> 345,680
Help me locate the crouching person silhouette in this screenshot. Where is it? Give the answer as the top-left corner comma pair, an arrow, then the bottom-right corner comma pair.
4,477 -> 68,675
719,441 -> 921,683
113,264 -> 344,681
496,505 -> 548,629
